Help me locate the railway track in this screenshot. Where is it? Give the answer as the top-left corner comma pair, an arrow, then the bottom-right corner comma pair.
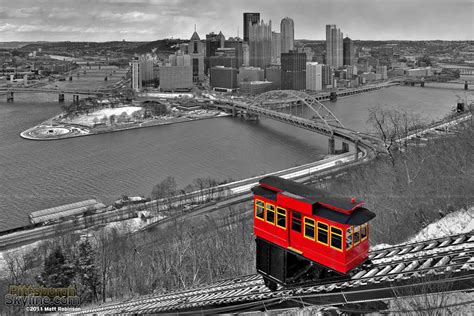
74,232 -> 474,314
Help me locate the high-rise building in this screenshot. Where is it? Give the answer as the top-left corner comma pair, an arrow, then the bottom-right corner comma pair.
343,36 -> 354,66
225,38 -> 244,68
306,62 -> 322,91
249,20 -> 272,70
242,43 -> 250,66
281,50 -> 306,90
238,66 -> 264,83
205,32 -> 225,73
322,65 -> 334,88
189,31 -> 205,82
210,66 -> 238,91
161,51 -> 193,91
376,65 -> 387,80
266,66 -> 281,90
131,56 -> 154,91
280,17 -> 294,54
326,24 -> 343,68
271,32 -> 281,64
209,48 -> 238,69
243,13 -> 260,43
160,66 -> 193,91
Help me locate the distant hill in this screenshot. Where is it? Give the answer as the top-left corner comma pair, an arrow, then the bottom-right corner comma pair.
128,39 -> 187,56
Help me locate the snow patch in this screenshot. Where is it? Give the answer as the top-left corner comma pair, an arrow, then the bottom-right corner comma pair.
409,207 -> 474,243
373,207 -> 474,250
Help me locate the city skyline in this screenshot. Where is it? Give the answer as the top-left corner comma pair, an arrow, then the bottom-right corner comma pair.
0,0 -> 472,42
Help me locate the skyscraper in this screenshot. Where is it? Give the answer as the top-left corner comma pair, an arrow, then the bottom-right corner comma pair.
281,50 -> 306,90
131,56 -> 154,91
343,36 -> 354,66
326,24 -> 343,68
280,17 -> 294,54
225,38 -> 244,68
306,62 -> 322,91
249,20 -> 272,70
243,13 -> 260,43
205,32 -> 225,73
189,31 -> 205,81
271,32 -> 281,64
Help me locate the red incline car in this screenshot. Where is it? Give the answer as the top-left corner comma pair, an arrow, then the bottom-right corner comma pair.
252,176 -> 376,290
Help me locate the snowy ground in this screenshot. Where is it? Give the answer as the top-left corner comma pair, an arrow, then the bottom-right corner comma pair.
66,106 -> 143,127
373,206 -> 474,250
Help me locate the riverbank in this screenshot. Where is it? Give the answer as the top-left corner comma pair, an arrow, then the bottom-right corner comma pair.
20,110 -> 230,140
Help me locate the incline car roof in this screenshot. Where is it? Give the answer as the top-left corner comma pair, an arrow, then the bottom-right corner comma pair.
252,176 -> 376,225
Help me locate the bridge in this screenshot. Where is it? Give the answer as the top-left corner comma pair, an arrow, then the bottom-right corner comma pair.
0,86 -> 116,102
439,63 -> 474,75
203,90 -> 384,156
402,77 -> 472,89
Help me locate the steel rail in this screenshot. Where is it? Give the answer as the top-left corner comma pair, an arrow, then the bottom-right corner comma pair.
73,232 -> 474,314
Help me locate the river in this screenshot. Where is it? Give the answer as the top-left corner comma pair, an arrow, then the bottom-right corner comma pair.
0,70 -> 466,231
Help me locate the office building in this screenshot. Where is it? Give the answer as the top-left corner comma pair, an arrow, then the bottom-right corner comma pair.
225,38 -> 244,68
322,65 -> 334,88
249,20 -> 272,70
271,32 -> 281,64
160,66 -> 193,91
306,62 -> 322,91
240,81 -> 273,95
280,17 -> 294,54
161,51 -> 193,91
238,66 -> 264,83
343,36 -> 354,66
243,13 -> 260,43
131,56 -> 155,91
266,66 -> 281,90
281,50 -> 306,90
209,48 -> 238,69
205,32 -> 225,73
242,43 -> 250,66
326,24 -> 343,68
376,65 -> 388,80
298,46 -> 315,61
210,66 -> 238,91
189,31 -> 205,81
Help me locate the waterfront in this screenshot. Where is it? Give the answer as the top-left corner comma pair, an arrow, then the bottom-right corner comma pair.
0,85 -> 463,231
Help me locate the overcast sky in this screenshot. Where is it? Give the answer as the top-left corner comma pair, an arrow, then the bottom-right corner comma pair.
0,0 -> 472,42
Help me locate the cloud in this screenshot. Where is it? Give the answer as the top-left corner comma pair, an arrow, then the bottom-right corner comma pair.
96,11 -> 159,22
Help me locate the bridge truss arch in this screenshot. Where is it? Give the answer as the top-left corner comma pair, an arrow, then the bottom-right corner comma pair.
248,90 -> 345,135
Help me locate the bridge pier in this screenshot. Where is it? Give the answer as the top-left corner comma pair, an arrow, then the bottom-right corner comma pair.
328,136 -> 335,155
465,81 -> 468,90
6,91 -> 14,102
73,94 -> 79,103
58,93 -> 65,102
244,113 -> 259,121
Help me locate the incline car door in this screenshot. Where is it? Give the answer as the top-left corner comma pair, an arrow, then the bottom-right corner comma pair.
288,210 -> 305,253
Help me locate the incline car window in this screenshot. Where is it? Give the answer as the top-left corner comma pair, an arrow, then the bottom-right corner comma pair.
291,211 -> 302,232
346,227 -> 353,250
317,222 -> 328,245
266,204 -> 275,224
255,200 -> 264,220
354,225 -> 360,244
276,207 -> 286,229
361,224 -> 367,240
330,227 -> 342,251
304,217 -> 315,239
